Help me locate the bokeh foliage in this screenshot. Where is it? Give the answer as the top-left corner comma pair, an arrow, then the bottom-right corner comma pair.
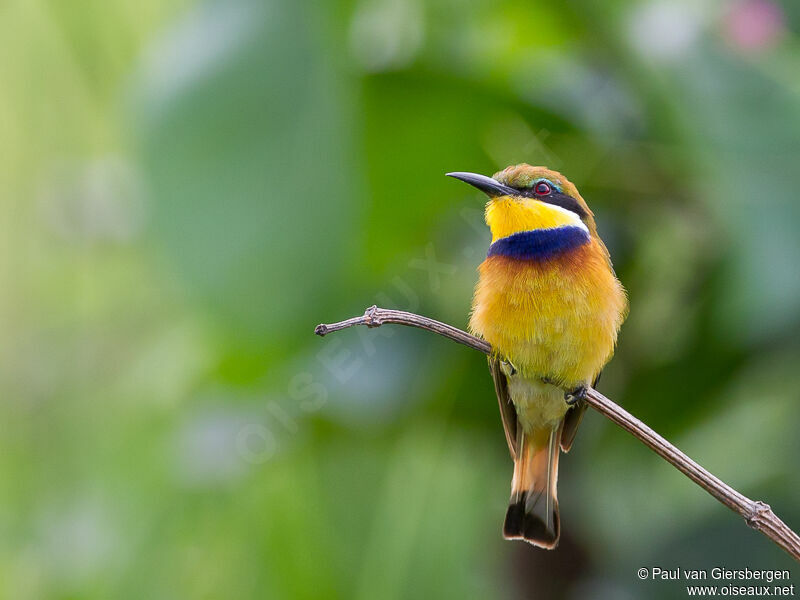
2,0 -> 799,598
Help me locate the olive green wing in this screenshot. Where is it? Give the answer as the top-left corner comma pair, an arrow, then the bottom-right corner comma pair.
560,371 -> 601,453
489,356 -> 519,460
560,402 -> 587,453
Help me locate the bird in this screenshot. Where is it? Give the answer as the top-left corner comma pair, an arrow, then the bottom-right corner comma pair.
447,164 -> 627,549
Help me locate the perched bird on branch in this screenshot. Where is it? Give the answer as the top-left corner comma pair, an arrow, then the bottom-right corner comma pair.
447,165 -> 627,549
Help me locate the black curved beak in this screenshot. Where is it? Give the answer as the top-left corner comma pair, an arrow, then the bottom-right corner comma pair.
446,171 -> 517,198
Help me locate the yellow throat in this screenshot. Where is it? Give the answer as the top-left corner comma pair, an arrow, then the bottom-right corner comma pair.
486,197 -> 589,243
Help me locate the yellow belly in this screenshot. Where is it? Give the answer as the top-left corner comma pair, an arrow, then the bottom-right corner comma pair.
470,239 -> 627,387
507,377 -> 568,431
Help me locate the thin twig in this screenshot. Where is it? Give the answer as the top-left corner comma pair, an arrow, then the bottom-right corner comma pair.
315,305 -> 800,562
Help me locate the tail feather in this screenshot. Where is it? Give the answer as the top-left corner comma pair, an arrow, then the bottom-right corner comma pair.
503,423 -> 562,548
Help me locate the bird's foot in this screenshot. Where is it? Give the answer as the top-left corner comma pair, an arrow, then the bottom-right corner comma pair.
564,384 -> 588,406
499,360 -> 517,377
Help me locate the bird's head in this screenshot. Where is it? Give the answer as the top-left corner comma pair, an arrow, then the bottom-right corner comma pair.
447,164 -> 596,243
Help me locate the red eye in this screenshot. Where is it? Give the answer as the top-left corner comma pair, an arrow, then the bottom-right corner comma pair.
534,181 -> 551,196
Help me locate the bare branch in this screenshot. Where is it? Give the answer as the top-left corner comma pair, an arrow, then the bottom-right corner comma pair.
315,305 -> 491,354
315,305 -> 800,562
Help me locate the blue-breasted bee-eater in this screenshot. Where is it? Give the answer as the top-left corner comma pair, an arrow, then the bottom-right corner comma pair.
448,164 -> 627,549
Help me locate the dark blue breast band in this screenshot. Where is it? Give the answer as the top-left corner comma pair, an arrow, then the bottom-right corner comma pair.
487,226 -> 590,260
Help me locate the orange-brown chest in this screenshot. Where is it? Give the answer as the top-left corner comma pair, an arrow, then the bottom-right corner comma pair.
469,239 -> 626,386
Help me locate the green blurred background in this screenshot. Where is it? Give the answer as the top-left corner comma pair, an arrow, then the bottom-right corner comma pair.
2,0 -> 799,597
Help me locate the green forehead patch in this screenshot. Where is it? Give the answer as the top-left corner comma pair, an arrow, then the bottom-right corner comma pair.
494,166 -> 563,191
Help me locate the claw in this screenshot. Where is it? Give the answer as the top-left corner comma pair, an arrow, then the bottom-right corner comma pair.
564,384 -> 588,406
500,360 -> 517,377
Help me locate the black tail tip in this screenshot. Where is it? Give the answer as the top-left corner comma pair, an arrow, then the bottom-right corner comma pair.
503,493 -> 560,549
